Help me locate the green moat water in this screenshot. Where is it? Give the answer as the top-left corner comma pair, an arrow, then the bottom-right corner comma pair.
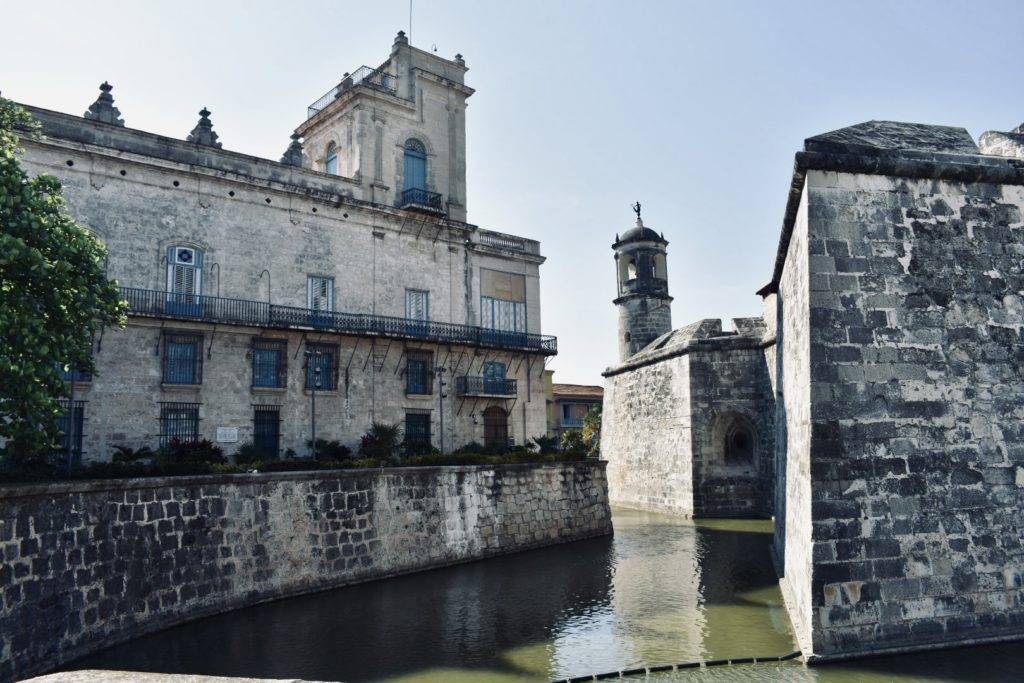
70,507 -> 1022,682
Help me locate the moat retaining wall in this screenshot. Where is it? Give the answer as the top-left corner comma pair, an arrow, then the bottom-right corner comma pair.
0,462 -> 611,682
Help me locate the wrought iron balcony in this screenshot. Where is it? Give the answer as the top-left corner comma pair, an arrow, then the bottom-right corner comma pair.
307,65 -> 398,119
121,288 -> 557,355
399,187 -> 445,214
455,376 -> 518,398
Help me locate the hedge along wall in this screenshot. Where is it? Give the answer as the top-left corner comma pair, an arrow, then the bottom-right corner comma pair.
0,462 -> 612,681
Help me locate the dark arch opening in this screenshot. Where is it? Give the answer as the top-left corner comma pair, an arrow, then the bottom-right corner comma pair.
724,421 -> 754,465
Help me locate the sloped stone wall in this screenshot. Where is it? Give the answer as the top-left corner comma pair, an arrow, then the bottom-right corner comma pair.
0,463 -> 611,682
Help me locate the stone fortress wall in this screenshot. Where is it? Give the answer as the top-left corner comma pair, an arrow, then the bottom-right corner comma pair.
602,318 -> 775,517
602,119 -> 1024,660
0,462 -> 612,682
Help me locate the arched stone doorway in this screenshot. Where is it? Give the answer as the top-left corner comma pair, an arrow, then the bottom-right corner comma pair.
483,406 -> 508,450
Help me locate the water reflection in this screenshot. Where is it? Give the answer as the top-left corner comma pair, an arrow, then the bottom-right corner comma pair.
68,508 -> 1023,682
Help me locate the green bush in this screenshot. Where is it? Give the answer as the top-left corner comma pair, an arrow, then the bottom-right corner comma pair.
531,435 -> 560,454
234,442 -> 275,466
159,438 -> 226,465
111,445 -> 156,463
359,422 -> 402,462
306,438 -> 352,461
560,429 -> 585,452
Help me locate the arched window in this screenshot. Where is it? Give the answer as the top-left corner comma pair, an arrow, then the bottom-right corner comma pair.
325,142 -> 338,175
403,138 -> 427,191
724,421 -> 754,465
483,406 -> 508,450
625,257 -> 637,280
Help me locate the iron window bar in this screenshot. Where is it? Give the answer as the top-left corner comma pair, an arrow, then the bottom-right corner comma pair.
159,402 -> 200,447
121,287 -> 557,355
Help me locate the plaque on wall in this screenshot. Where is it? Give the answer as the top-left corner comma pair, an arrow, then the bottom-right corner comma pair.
216,427 -> 239,443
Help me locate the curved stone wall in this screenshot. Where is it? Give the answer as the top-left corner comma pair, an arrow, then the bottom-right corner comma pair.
0,462 -> 611,681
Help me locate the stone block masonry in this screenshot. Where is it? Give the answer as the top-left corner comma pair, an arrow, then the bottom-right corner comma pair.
0,462 -> 611,682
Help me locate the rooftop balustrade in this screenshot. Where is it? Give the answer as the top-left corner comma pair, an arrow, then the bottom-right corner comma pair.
121,287 -> 557,355
307,66 -> 398,119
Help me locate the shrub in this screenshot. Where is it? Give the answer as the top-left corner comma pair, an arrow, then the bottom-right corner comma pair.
234,442 -> 274,466
582,405 -> 602,457
560,429 -> 585,453
531,435 -> 560,455
160,438 -> 226,465
306,438 -> 352,461
359,422 -> 402,462
111,445 -> 156,463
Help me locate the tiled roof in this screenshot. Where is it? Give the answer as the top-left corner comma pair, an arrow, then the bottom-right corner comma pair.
552,384 -> 603,399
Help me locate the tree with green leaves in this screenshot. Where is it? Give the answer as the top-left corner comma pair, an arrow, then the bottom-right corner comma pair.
0,97 -> 126,461
581,404 -> 602,458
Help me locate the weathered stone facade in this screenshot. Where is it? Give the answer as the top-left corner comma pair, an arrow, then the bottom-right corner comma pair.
603,319 -> 775,517
602,118 -> 1024,659
0,462 -> 612,681
13,34 -> 554,461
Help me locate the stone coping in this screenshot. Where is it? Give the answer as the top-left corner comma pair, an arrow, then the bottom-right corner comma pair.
603,336 -> 775,377
0,460 -> 608,499
758,146 -> 1024,296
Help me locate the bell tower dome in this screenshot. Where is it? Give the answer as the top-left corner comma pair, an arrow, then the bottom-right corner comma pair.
613,205 -> 672,361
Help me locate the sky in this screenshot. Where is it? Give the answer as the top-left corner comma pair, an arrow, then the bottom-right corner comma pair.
4,0 -> 1024,384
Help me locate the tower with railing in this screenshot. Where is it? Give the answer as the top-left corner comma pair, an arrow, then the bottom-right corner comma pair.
613,212 -> 672,361
296,31 -> 473,222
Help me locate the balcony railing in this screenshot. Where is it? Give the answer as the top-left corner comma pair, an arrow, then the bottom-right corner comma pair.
399,187 -> 445,214
455,376 -> 518,398
121,288 -> 557,355
560,418 -> 585,428
477,230 -> 541,256
307,65 -> 398,119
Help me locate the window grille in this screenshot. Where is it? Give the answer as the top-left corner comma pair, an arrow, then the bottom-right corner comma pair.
252,338 -> 287,388
163,333 -> 203,384
305,343 -> 338,390
253,406 -> 281,458
404,411 -> 431,451
405,350 -> 433,395
307,275 -> 334,312
57,399 -> 85,461
160,402 -> 199,446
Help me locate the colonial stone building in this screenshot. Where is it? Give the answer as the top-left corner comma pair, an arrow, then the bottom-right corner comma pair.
602,120 -> 1024,659
17,32 -> 555,461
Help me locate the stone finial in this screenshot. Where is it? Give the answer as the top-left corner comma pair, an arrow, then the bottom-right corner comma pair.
1014,122 -> 1024,135
280,132 -> 304,166
187,107 -> 222,148
395,30 -> 408,44
454,53 -> 465,67
84,81 -> 125,126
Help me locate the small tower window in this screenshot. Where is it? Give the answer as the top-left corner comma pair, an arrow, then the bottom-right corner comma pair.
325,142 -> 338,175
403,139 -> 427,191
625,257 -> 637,280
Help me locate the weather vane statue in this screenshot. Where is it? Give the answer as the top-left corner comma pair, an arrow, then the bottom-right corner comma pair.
632,201 -> 641,220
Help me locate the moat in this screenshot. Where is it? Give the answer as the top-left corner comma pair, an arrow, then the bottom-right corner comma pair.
69,508 -> 1022,682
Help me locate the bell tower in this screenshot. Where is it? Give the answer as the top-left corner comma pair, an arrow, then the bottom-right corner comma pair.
613,204 -> 672,361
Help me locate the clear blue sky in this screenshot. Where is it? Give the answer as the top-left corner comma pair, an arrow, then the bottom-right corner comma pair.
4,1 -> 1023,384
